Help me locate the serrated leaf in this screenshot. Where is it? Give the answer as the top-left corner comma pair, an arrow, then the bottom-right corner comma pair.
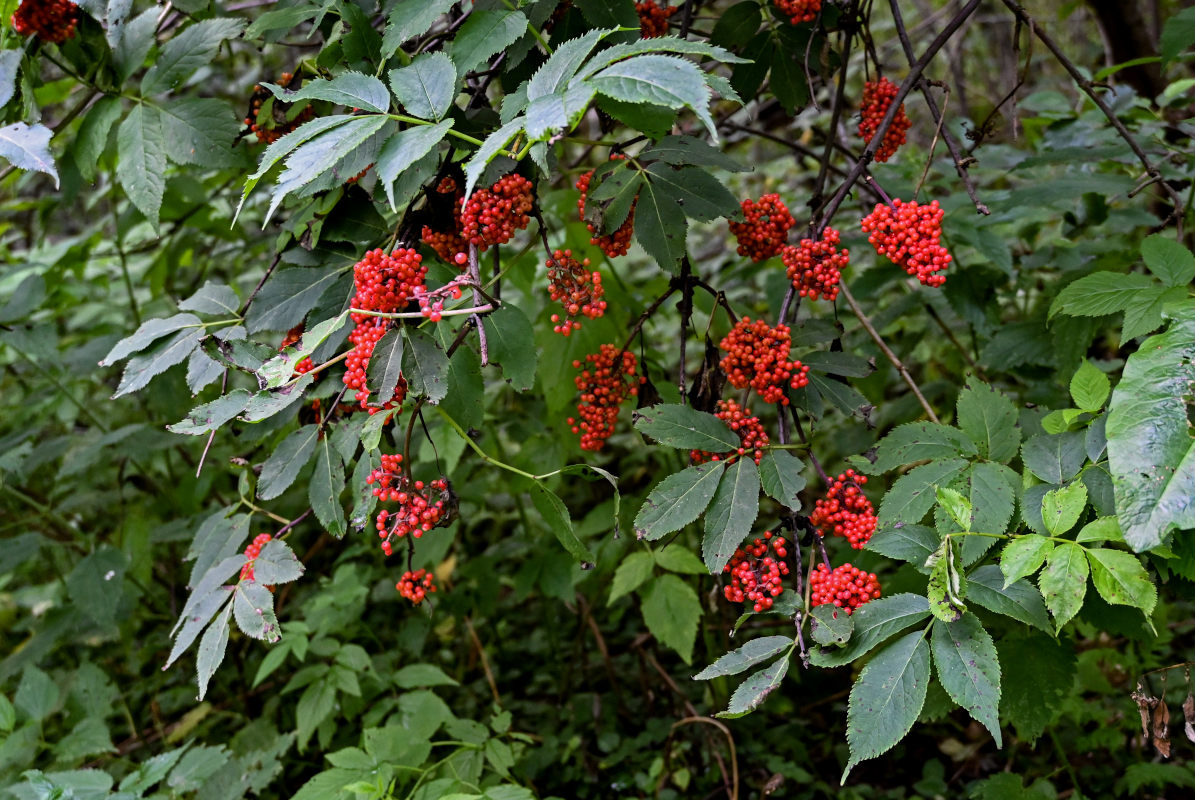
936,487 -> 972,531
389,53 -> 456,121
160,98 -> 241,168
265,71 -> 390,113
166,585 -> 233,670
1049,271 -> 1157,319
653,546 -> 706,575
241,115 -> 355,207
253,538 -> 305,584
717,653 -> 790,718
484,305 -> 537,391
810,605 -> 854,647
998,633 -> 1076,742
167,389 -> 253,435
642,134 -> 747,171
241,374 -> 315,423
641,574 -> 701,664
758,449 -> 806,509
1039,542 -> 1088,631
117,104 -> 167,229
966,565 -> 1052,634
523,83 -> 597,141
843,630 -> 931,779
609,551 -> 654,603
1086,548 -> 1156,614
266,116 -> 391,221
529,484 -> 594,563
809,594 -> 930,667
634,171 -> 688,271
448,10 -> 528,80
931,615 -> 1002,745
0,50 -> 19,110
877,458 -> 969,529
958,462 -> 1018,565
702,458 -> 760,574
1022,432 -> 1086,484
1121,285 -> 1187,341
258,425 -> 319,500
1041,481 -> 1087,536
1069,361 -> 1111,412
1140,234 -> 1195,287
309,438 -> 346,538
589,54 -> 718,140
1076,516 -> 1124,544
401,327 -> 450,403
867,524 -> 940,567
180,282 -> 239,316
364,327 -> 403,408
694,636 -> 792,679
381,0 -> 456,61
1000,535 -> 1054,587
528,28 -> 614,101
644,162 -> 741,222
233,581 -> 280,641
865,422 -> 977,475
956,381 -> 1020,462
196,604 -> 232,700
0,122 -> 59,187
375,121 -> 453,212
102,313 -> 204,365
633,403 -> 737,450
573,36 -> 746,82
141,18 -> 246,95
114,327 -> 204,398
257,313 -> 349,390
462,118 -> 523,200
634,462 -> 724,541
927,539 -> 967,623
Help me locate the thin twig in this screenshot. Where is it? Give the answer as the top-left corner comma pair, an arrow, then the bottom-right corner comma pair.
465,617 -> 502,705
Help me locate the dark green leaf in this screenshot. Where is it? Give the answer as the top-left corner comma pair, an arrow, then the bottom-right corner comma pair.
702,458 -> 761,574
309,437 -> 346,538
381,0 -> 456,61
401,327 -> 450,403
958,462 -> 1019,565
843,630 -> 931,779
1022,432 -> 1086,484
1161,7 -> 1195,63
365,327 -> 403,409
167,389 -> 252,435
141,18 -> 246,95
265,71 -> 390,113
641,134 -> 747,171
966,565 -> 1052,634
633,170 -> 688,271
810,605 -> 854,647
101,313 -> 203,365
694,636 -> 792,679
258,426 -> 319,500
196,605 -> 232,700
867,524 -> 940,567
529,484 -> 595,563
717,656 -> 790,718
1049,271 -> 1156,319
644,162 -> 741,222
877,458 -> 969,529
393,664 -> 459,689
640,574 -> 701,664
1121,285 -> 1187,341
809,594 -> 930,667
1039,542 -> 1088,631
931,615 -> 1002,745
998,633 -> 1076,742
160,98 -> 240,168
117,104 -> 167,229
484,306 -> 537,391
113,327 -> 204,398
633,403 -> 738,450
448,10 -> 529,80
634,462 -> 724,541
956,380 -> 1020,462
253,538 -> 305,584
711,1 -> 763,48
589,54 -> 718,140
865,422 -> 977,475
758,449 -> 806,509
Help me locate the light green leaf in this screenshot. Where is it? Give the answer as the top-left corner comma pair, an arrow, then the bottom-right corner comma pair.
609,551 -> 655,603
843,631 -> 931,779
1076,516 -> 1125,544
931,615 -> 1002,745
935,487 -> 972,531
1086,548 -> 1156,614
589,54 -> 718,140
1038,542 -> 1088,631
634,462 -> 724,541
653,546 -> 707,575
1041,481 -> 1087,536
1000,535 -> 1054,587
389,53 -> 456,120
253,538 -> 305,584
694,636 -> 792,679
956,381 -> 1020,462
462,118 -> 523,199
394,664 -> 459,689
1121,285 -> 1189,341
640,574 -> 701,664
117,104 -> 167,229
233,581 -> 280,641
702,458 -> 761,574
926,539 -> 967,623
1069,361 -> 1111,412
1161,7 -> 1195,63
196,604 -> 232,700
0,122 -> 59,187
266,116 -> 391,221
632,403 -> 737,451
180,282 -> 239,316
527,28 -> 615,100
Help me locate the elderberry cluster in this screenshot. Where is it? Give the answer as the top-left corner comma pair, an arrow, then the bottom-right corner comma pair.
568,344 -> 644,451
810,562 -> 881,614
244,72 -> 314,145
781,227 -> 848,301
773,0 -> 821,25
11,0 -> 78,42
240,533 -> 273,582
547,249 -> 606,336
858,77 -> 911,163
460,174 -> 534,250
397,569 -> 436,604
691,399 -> 770,466
728,194 -> 796,262
718,317 -> 810,405
636,0 -> 678,37
280,324 -> 315,375
810,469 -> 877,549
367,454 -> 450,553
577,156 -> 636,259
724,532 -> 790,612
860,198 -> 951,287
420,177 -> 469,266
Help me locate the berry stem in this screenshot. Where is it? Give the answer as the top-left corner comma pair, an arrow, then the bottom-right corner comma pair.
435,406 -> 539,481
348,303 -> 495,319
466,243 -> 489,366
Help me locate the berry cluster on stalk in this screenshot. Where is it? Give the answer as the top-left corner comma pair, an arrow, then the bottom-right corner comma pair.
11,0 -> 78,42
245,73 -> 314,144
774,0 -> 821,25
860,198 -> 951,287
858,77 -> 911,163
724,532 -> 790,612
280,324 -> 315,375
810,563 -> 881,613
568,345 -> 644,451
636,0 -> 678,37
343,248 -> 427,412
547,249 -> 606,336
691,399 -> 770,466
728,194 -> 796,262
810,469 -> 877,549
367,454 -> 450,554
460,174 -> 534,250
576,156 -> 636,259
240,534 -> 273,582
718,317 -> 810,405
397,569 -> 436,604
421,177 -> 469,266
781,227 -> 847,302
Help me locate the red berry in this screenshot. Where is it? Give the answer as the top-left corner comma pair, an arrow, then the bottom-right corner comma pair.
570,344 -> 645,451
244,72 -> 314,145
810,562 -> 882,614
728,194 -> 796,262
781,227 -> 847,302
773,0 -> 821,25
636,0 -> 678,37
691,399 -> 770,466
858,77 -> 911,163
577,156 -> 636,258
546,249 -> 606,336
396,569 -> 437,604
240,533 -> 274,582
11,0 -> 78,43
718,316 -> 810,405
723,532 -> 790,612
369,457 -> 450,546
810,469 -> 877,549
459,174 -> 534,250
860,198 -> 951,287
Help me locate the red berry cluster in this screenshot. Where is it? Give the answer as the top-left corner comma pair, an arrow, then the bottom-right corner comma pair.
343,248 -> 427,411
460,174 -> 534,250
397,569 -> 436,604
724,532 -> 790,612
547,249 -> 606,336
858,77 -> 911,163
367,454 -> 450,554
810,469 -> 877,549
810,562 -> 881,614
718,317 -> 810,405
728,194 -> 796,262
781,227 -> 848,302
279,324 -> 315,375
577,157 -> 637,259
11,0 -> 78,42
773,0 -> 821,25
860,199 -> 951,287
245,72 -> 314,145
568,344 -> 644,451
240,533 -> 273,582
413,280 -> 464,323
691,399 -> 770,466
636,0 -> 678,38
421,176 -> 469,266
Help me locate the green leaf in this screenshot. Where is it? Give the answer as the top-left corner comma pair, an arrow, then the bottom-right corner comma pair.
1107,307 -> 1195,551
634,462 -> 724,541
71,96 -> 122,182
809,594 -> 930,667
1086,548 -> 1156,614
1161,7 -> 1195,63
394,664 -> 459,689
877,458 -> 970,529
375,120 -> 454,212
1038,542 -> 1088,631
529,484 -> 595,563
653,546 -> 707,574
1069,360 -> 1111,412
389,53 -> 456,120
401,327 -> 450,403
956,381 -> 1020,462
644,163 -> 741,222
702,458 -> 761,574
957,462 -> 1019,565
265,71 -> 390,113
1049,271 -> 1156,319
1021,432 -> 1086,484
1000,535 -> 1054,587
448,10 -> 529,81
295,679 -> 337,749
632,403 -> 737,450
711,1 -> 763,48
867,524 -> 940,567
930,615 -> 1002,745
528,28 -> 615,100
113,328 -> 204,398
936,487 -> 973,531
589,54 -> 718,141
117,104 -> 167,230
462,118 -> 523,199
1041,481 -> 1087,536
241,114 -> 355,204
381,0 -> 456,61
966,565 -> 1052,634
253,538 -> 305,584
309,437 -> 347,538
758,449 -> 806,509
694,636 -> 792,679
364,327 -> 403,409
641,134 -> 747,172
810,605 -> 854,647
843,631 -> 931,779
160,98 -> 241,168
101,313 -> 203,365
233,580 -> 280,641
998,633 -> 1076,743
927,539 -> 967,623
141,18 -> 247,95
267,116 -> 391,221
573,36 -> 745,82
0,50 -> 19,110
864,422 -> 977,474
180,282 -> 239,316
640,574 -> 701,663
167,389 -> 253,435
241,375 -> 315,423
196,604 -> 232,700
0,122 -> 59,187
484,306 -> 537,391
609,551 -> 654,603
632,170 -> 688,271
716,656 -> 790,718
1076,516 -> 1125,544
258,425 -> 319,500
1121,285 -> 1188,341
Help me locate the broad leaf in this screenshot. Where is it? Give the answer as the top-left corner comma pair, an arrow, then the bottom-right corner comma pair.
381,0 -> 456,61
113,328 -> 204,398
1041,481 -> 1087,536
265,71 -> 390,113
1140,235 -> 1195,288
694,636 -> 792,679
966,565 -> 1052,634
632,403 -> 737,451
1086,548 -> 1156,614
877,458 -> 969,529
484,306 -> 537,391
364,328 -> 403,409
1049,271 -> 1156,319
843,631 -> 931,779
167,389 -> 253,435
1069,361 -> 1111,412
309,438 -> 347,537
160,98 -> 241,168
931,615 -> 1002,745
717,656 -> 790,718
375,121 -> 454,211
253,538 -> 305,584
809,605 -> 854,647
401,327 -> 450,403
609,551 -> 654,604
1000,535 -> 1054,587
1022,432 -> 1086,484
809,594 -> 930,667
529,484 -> 595,563
640,574 -> 701,663
758,449 -> 806,509
117,104 -> 167,229
634,462 -> 724,541
233,581 -> 280,641
956,381 -> 1020,462
389,53 -> 456,120
141,18 -> 246,95
1039,542 -> 1088,631
258,426 -> 320,500
864,422 -> 977,475
702,458 -> 760,574
0,122 -> 59,187
867,524 -> 940,567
